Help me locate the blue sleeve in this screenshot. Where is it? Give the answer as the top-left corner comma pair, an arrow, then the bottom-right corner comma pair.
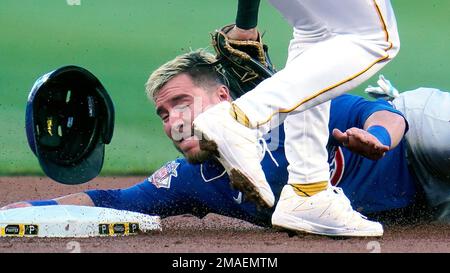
328,94 -> 408,147
28,200 -> 58,206
85,159 -> 205,218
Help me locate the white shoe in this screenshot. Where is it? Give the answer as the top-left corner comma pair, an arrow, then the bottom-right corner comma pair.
193,101 -> 275,208
272,185 -> 383,237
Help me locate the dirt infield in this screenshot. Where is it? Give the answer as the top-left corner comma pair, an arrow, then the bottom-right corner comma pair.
0,176 -> 449,253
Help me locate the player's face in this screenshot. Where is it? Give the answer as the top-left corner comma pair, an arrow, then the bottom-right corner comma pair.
154,73 -> 229,163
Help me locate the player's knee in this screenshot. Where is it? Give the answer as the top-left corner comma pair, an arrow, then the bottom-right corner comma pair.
388,39 -> 400,59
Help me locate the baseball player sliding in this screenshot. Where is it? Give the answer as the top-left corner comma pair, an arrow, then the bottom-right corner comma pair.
188,0 -> 401,236
3,51 -> 449,228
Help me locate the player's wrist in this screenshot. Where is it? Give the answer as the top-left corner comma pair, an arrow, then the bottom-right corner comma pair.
228,26 -> 258,40
235,0 -> 260,30
367,125 -> 391,147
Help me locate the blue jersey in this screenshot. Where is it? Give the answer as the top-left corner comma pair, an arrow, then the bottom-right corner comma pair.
86,94 -> 418,227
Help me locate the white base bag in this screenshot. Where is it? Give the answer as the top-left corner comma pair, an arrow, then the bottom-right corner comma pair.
0,205 -> 161,238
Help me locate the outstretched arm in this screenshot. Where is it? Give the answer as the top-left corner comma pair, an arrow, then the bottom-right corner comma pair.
0,192 -> 94,210
332,110 -> 406,160
1,160 -> 205,218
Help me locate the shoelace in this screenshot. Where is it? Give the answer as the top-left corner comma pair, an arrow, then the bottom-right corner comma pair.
257,137 -> 279,167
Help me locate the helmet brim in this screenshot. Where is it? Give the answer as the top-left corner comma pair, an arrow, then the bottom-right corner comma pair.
37,141 -> 105,185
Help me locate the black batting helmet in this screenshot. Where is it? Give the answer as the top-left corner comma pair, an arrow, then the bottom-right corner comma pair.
25,65 -> 114,184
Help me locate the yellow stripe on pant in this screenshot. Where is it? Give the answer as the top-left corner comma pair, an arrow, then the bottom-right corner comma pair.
253,0 -> 394,128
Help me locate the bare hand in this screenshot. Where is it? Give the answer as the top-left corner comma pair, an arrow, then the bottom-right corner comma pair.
226,25 -> 258,41
0,202 -> 32,210
332,128 -> 390,160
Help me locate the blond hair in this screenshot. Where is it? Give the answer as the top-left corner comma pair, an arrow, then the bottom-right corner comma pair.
145,49 -> 221,101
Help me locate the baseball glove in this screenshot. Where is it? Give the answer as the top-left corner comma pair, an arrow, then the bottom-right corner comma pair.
211,24 -> 276,99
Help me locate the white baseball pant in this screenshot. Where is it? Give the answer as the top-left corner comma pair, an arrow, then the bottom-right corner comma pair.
233,0 -> 400,184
